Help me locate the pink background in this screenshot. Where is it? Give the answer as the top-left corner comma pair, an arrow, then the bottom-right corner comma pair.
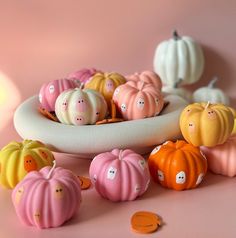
0,0 -> 236,237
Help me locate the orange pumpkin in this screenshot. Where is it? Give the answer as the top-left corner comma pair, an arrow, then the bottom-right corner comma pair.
179,102 -> 235,147
148,140 -> 207,191
84,72 -> 126,104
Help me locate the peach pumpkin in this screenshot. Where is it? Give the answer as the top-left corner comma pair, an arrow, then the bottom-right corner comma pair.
201,136 -> 236,177
148,140 -> 207,191
113,81 -> 164,120
179,102 -> 235,147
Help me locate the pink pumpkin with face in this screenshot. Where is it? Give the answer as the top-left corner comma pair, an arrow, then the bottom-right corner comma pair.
89,149 -> 150,202
39,79 -> 79,112
12,164 -> 81,229
126,70 -> 162,90
201,136 -> 236,177
67,68 -> 101,84
113,81 -> 164,120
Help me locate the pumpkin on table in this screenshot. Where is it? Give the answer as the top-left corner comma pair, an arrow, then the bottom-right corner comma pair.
113,81 -> 164,120
179,102 -> 235,147
0,140 -> 54,189
201,136 -> 236,177
154,30 -> 204,87
148,140 -> 207,191
12,162 -> 81,229
55,87 -> 107,125
89,149 -> 150,202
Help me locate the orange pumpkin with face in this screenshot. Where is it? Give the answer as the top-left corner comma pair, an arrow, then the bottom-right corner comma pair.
148,140 -> 207,191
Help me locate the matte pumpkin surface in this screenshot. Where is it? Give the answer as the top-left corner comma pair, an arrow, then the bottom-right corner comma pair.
179,102 -> 235,147
0,140 -> 54,189
148,140 -> 207,191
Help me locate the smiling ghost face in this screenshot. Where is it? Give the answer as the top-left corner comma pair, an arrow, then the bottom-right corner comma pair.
107,167 -> 117,180
176,171 -> 186,184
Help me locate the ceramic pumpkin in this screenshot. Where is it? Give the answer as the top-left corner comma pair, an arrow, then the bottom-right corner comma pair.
12,162 -> 81,229
154,30 -> 204,87
148,140 -> 207,191
67,68 -> 101,84
39,79 -> 79,112
55,87 -> 107,125
0,140 -> 54,189
193,76 -> 230,105
84,72 -> 126,104
179,102 -> 235,147
113,81 -> 164,120
126,70 -> 162,90
201,136 -> 236,177
89,149 -> 150,202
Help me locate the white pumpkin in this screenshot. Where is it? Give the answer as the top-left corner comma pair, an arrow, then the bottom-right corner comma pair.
193,76 -> 230,105
154,30 -> 204,87
55,87 -> 107,125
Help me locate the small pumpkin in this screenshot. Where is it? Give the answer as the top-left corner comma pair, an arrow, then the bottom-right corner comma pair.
193,76 -> 230,105
113,81 -> 164,120
180,102 -> 235,147
0,140 -> 54,189
84,72 -> 126,104
89,149 -> 150,202
55,87 -> 107,125
201,136 -> 236,177
126,70 -> 162,90
148,140 -> 207,191
12,162 -> 81,229
39,79 -> 78,112
67,68 -> 101,84
154,30 -> 204,87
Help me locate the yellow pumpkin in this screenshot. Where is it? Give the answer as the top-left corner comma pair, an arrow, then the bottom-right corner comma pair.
179,102 -> 234,147
0,140 -> 54,189
232,119 -> 236,135
84,72 -> 126,104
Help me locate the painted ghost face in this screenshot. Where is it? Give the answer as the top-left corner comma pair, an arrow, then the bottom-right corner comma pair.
188,122 -> 195,133
62,100 -> 68,111
207,110 -> 217,120
34,211 -> 41,223
77,98 -> 87,112
145,179 -> 150,191
54,184 -> 64,199
137,98 -> 145,109
135,184 -> 141,193
151,146 -> 161,155
75,115 -> 85,125
121,103 -> 127,112
114,88 -> 120,97
105,79 -> 114,92
196,173 -> 204,185
138,159 -> 146,170
49,85 -> 55,94
107,167 -> 117,180
24,155 -> 37,172
176,171 -> 186,184
93,174 -> 97,183
157,170 -> 164,181
15,186 -> 24,204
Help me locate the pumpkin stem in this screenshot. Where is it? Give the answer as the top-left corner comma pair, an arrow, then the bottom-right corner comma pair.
173,78 -> 182,88
173,30 -> 181,40
140,81 -> 145,90
205,101 -> 211,109
208,76 -> 218,88
118,150 -> 123,160
46,160 -> 56,179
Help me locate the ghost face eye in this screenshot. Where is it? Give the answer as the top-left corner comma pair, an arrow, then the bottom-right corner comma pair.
49,85 -> 55,94
107,167 -> 117,180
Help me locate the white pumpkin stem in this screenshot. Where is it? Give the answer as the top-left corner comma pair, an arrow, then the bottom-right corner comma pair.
173,30 -> 181,40
174,78 -> 182,88
46,160 -> 56,179
205,101 -> 211,109
118,150 -> 123,160
208,76 -> 218,88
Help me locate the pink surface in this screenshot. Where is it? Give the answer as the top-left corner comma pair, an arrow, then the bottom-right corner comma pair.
0,0 -> 236,237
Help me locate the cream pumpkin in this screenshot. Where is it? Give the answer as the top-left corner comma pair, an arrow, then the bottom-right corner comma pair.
179,102 -> 234,147
84,72 -> 126,104
154,30 -> 204,87
113,81 -> 164,120
55,87 -> 107,125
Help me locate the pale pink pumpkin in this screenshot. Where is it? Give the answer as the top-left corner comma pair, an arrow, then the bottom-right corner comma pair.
67,68 -> 101,84
201,136 -> 236,177
89,149 -> 150,202
113,81 -> 164,120
39,79 -> 79,112
126,70 -> 162,90
12,163 -> 81,229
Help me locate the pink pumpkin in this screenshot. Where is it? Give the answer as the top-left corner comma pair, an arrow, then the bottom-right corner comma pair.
126,70 -> 162,90
113,81 -> 164,120
201,136 -> 236,177
12,163 -> 81,229
39,79 -> 79,112
67,68 -> 101,84
89,149 -> 150,202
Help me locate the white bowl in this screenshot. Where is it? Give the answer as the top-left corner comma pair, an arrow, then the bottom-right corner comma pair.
14,95 -> 187,158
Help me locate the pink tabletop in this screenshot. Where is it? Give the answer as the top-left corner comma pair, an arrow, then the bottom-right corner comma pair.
0,122 -> 236,238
